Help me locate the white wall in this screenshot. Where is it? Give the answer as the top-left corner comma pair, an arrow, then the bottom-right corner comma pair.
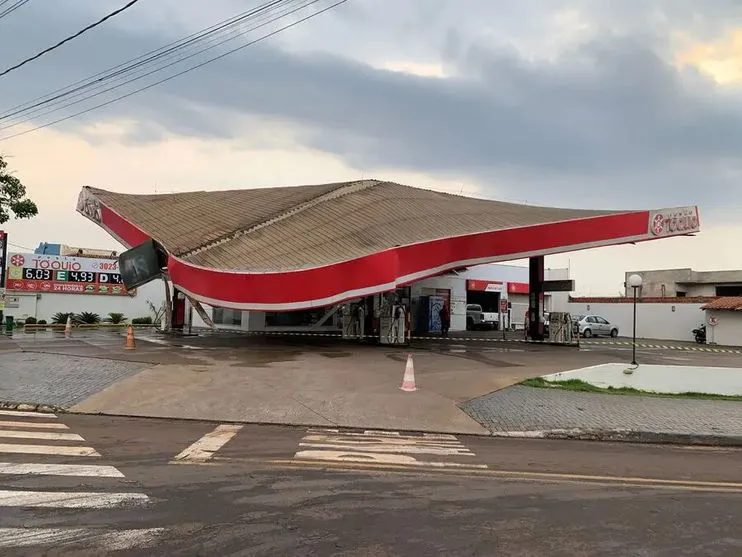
705,310 -> 742,346
508,293 -> 529,329
566,301 -> 705,341
5,280 -> 165,323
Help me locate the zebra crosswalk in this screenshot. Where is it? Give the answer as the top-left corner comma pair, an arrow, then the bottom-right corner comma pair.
292,428 -> 487,471
0,409 -> 162,553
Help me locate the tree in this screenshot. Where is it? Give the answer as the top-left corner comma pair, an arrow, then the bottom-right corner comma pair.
0,154 -> 37,224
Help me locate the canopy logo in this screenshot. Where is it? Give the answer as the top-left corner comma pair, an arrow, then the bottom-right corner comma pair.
649,207 -> 699,237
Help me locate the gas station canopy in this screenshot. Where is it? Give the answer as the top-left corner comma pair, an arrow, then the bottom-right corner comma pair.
76,180 -> 700,311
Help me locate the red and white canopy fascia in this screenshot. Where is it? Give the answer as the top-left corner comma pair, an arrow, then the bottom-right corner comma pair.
78,196 -> 700,311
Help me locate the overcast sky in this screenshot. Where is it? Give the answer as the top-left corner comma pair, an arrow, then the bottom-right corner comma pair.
1,0 -> 741,295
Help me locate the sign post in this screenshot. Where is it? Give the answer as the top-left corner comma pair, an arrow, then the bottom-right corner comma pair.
0,231 -> 6,331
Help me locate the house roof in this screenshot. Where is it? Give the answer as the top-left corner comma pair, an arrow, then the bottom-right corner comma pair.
76,180 -> 701,310
702,297 -> 742,311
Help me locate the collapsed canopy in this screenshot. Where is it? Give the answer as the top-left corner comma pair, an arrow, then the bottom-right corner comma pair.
77,179 -> 700,310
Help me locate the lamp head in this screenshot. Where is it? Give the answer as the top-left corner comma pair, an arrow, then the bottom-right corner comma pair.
628,274 -> 643,288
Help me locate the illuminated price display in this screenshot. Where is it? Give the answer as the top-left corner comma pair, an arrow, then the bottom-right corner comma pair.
97,272 -> 123,284
67,271 -> 96,283
23,268 -> 53,280
8,252 -> 131,296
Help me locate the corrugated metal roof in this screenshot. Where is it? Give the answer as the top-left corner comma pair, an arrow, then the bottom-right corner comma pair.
88,180 -> 622,272
702,297 -> 742,310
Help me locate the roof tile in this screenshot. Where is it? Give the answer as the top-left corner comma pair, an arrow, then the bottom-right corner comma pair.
701,297 -> 742,310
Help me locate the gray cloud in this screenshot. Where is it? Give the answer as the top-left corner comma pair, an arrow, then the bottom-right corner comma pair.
1,0 -> 741,213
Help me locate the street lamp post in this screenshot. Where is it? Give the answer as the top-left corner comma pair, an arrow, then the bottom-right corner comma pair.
628,274 -> 643,366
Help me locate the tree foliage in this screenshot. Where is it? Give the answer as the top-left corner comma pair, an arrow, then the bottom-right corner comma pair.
0,154 -> 37,224
76,311 -> 101,324
108,312 -> 126,324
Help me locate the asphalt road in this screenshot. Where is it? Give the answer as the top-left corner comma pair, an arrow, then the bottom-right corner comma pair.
0,411 -> 741,556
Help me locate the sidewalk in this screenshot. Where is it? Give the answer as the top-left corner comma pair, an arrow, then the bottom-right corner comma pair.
2,331 -> 740,444
0,333 -> 615,435
460,385 -> 742,445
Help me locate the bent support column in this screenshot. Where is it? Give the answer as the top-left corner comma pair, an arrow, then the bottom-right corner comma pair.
528,256 -> 545,341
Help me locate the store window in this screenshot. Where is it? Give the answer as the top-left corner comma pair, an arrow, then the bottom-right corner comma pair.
212,307 -> 242,326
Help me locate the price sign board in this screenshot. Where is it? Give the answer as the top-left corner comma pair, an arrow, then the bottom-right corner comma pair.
5,252 -> 133,296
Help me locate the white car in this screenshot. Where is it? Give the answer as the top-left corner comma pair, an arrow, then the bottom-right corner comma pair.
575,315 -> 619,338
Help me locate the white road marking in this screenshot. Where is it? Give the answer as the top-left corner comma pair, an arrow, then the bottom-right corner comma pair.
308,429 -> 460,443
0,490 -> 150,508
171,424 -> 243,463
302,434 -> 463,447
0,429 -> 84,442
137,337 -> 167,345
0,462 -> 124,478
0,420 -> 68,430
299,441 -> 475,456
0,443 -> 100,457
0,527 -> 164,550
296,429 -> 487,470
0,410 -> 57,419
294,450 -> 488,469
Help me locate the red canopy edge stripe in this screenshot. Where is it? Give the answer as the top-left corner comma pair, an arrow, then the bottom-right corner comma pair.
97,202 -> 650,307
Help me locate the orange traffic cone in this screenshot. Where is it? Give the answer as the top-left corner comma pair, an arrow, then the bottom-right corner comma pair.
400,353 -> 417,392
124,326 -> 136,350
64,316 -> 72,338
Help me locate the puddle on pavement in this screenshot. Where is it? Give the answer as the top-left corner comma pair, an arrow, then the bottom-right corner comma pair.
319,351 -> 352,358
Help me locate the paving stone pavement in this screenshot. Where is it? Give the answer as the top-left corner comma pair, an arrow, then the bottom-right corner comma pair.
460,386 -> 742,438
0,352 -> 149,408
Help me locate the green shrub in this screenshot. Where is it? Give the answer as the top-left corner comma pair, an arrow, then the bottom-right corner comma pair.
24,317 -> 37,325
131,316 -> 153,325
37,319 -> 47,325
75,311 -> 101,324
52,312 -> 74,324
108,312 -> 126,324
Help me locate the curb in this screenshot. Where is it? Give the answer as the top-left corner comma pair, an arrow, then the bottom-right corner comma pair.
0,401 -> 66,414
489,428 -> 742,447
189,329 -> 742,354
0,404 -> 738,447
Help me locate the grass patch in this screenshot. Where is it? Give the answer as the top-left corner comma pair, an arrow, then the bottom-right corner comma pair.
521,377 -> 742,402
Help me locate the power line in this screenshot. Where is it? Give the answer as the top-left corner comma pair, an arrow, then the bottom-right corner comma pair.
0,0 -> 349,141
0,0 -> 30,21
0,0 -> 287,122
0,0 -> 144,78
0,0 -> 299,128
